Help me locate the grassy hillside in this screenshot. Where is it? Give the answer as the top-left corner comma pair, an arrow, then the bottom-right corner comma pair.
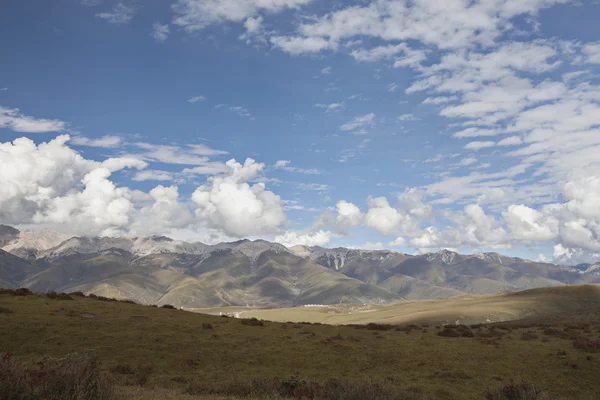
2,286 -> 600,399
203,285 -> 600,326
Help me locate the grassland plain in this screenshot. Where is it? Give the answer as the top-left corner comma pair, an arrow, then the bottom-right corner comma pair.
1,288 -> 600,399
192,285 -> 600,326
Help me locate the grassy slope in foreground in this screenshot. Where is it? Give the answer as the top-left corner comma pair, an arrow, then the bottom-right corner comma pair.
1,286 -> 600,399
194,284 -> 600,326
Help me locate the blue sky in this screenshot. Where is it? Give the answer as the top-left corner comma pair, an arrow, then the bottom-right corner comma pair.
1,0 -> 600,264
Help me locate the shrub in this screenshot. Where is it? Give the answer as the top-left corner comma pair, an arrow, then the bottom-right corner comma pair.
520,331 -> 539,341
438,328 -> 461,338
11,288 -> 32,296
119,300 -> 136,305
572,337 -> 600,353
109,363 -> 134,375
485,381 -> 556,400
0,352 -> 117,400
46,292 -> 74,301
161,304 -> 176,309
68,291 -> 86,297
0,307 -> 13,314
365,323 -> 395,331
202,323 -> 213,330
542,328 -> 570,339
185,376 -> 429,399
240,318 -> 264,326
0,289 -> 15,295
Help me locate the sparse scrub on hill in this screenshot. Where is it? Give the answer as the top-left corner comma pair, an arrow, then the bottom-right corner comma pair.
438,328 -> 461,337
161,304 -> 176,309
68,291 -> 86,297
240,317 -> 264,326
11,288 -> 31,296
0,352 -> 117,400
0,307 -> 12,314
185,376 -> 430,400
485,381 -> 556,400
520,331 -> 539,341
572,337 -> 600,353
46,291 -> 74,300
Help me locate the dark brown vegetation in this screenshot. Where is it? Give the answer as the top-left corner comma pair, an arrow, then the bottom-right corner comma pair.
240,317 -> 264,326
185,376 -> 429,400
0,352 -> 117,400
485,381 -> 556,400
46,291 -> 74,301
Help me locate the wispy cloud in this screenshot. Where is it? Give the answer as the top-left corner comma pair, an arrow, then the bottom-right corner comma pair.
151,23 -> 170,42
71,135 -> 122,148
188,96 -> 206,103
96,3 -> 135,24
274,160 -> 320,175
0,106 -> 66,133
340,113 -> 375,133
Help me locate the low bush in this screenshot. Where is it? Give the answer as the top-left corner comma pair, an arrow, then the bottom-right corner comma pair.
0,352 -> 117,400
11,288 -> 31,296
0,307 -> 13,314
185,376 -> 429,400
485,381 -> 556,400
520,331 -> 539,341
438,328 -> 461,338
572,337 -> 600,353
46,291 -> 74,301
240,317 -> 264,326
161,304 -> 176,309
68,291 -> 86,297
202,323 -> 213,330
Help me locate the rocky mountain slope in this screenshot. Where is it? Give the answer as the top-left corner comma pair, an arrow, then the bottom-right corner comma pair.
1,225 -> 598,307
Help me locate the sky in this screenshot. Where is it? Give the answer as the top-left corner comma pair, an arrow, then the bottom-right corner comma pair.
1,0 -> 600,264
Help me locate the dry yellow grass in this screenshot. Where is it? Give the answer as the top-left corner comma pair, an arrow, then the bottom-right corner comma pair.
192,284 -> 600,326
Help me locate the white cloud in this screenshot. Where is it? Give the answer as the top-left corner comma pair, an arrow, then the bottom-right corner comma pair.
273,160 -> 320,174
314,102 -> 344,112
389,236 -> 406,247
465,141 -> 496,150
271,36 -> 335,55
321,66 -> 332,75
0,106 -> 66,133
397,113 -> 417,121
130,185 -> 193,236
96,3 -> 135,24
298,183 -> 328,191
355,242 -> 384,250
459,157 -> 478,166
336,200 -> 363,231
582,42 -> 600,64
132,170 -> 174,182
340,113 -> 375,132
71,135 -> 122,148
423,96 -> 458,105
274,230 -> 331,247
151,23 -> 170,42
133,142 -> 228,165
191,158 -> 286,237
172,0 -> 311,32
365,197 -> 403,236
188,96 -> 206,103
497,136 -> 523,146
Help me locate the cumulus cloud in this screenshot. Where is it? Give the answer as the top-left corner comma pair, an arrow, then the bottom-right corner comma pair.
191,158 -> 286,237
274,230 -> 331,247
0,106 -> 66,133
131,186 -> 193,236
335,200 -> 363,231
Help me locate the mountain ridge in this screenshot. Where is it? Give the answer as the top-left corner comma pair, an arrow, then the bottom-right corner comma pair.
1,225 -> 599,308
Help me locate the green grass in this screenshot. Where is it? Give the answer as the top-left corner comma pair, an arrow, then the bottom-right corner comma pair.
1,291 -> 600,399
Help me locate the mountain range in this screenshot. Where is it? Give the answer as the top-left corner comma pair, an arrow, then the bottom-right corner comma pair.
1,224 -> 599,308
